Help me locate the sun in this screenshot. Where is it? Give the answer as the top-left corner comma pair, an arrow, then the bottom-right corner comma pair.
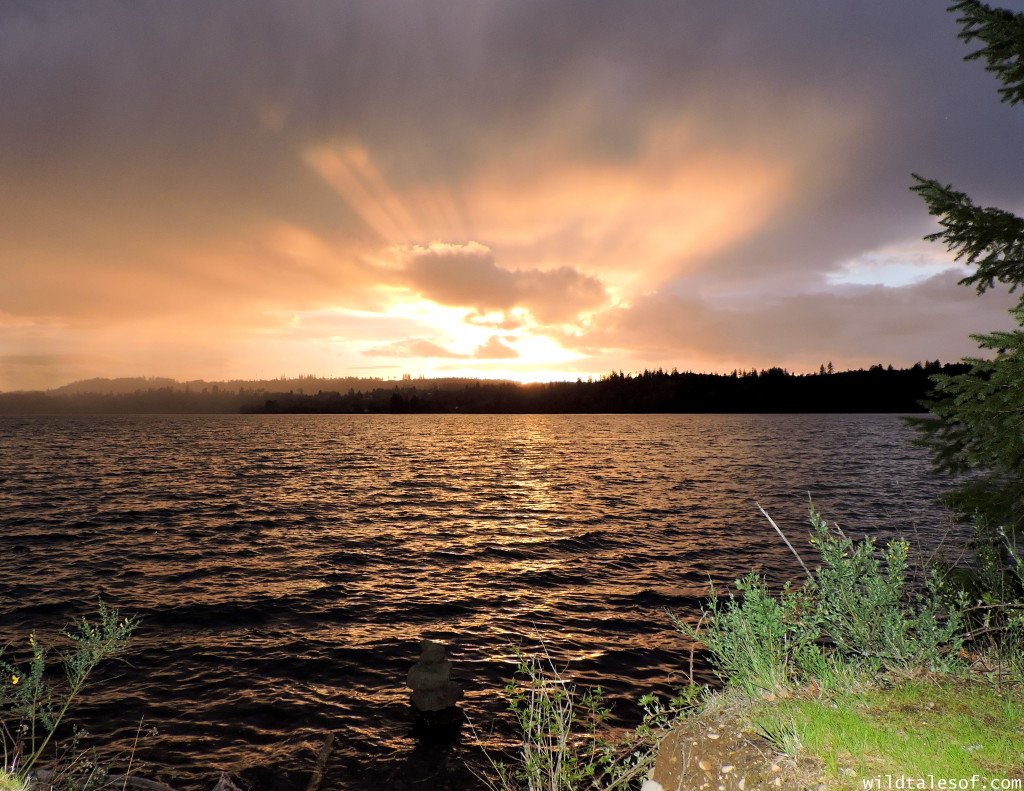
367,298 -> 585,376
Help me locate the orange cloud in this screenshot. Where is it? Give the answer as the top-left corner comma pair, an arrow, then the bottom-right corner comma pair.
365,337 -> 467,358
460,123 -> 794,290
562,270 -> 1019,374
364,333 -> 519,360
303,144 -> 468,245
473,335 -> 519,359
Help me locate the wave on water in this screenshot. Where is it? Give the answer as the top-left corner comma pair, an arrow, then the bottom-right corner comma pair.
0,413 -> 960,790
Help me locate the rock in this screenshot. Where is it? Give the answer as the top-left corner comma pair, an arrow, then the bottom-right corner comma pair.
407,639 -> 463,712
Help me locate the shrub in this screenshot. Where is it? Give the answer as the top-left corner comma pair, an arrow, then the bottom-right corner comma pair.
670,574 -> 818,697
674,507 -> 966,695
807,509 -> 965,671
481,650 -> 696,791
0,602 -> 138,787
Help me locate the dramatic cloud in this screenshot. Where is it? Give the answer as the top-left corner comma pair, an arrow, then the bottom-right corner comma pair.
473,336 -> 519,360
573,271 -> 1020,373
395,242 -> 608,325
365,334 -> 519,360
2,0 -> 1024,389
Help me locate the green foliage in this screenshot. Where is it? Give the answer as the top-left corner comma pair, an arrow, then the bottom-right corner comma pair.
950,0 -> 1024,106
0,602 -> 137,785
807,510 -> 965,668
674,508 -> 966,696
0,769 -> 28,791
670,574 -> 818,697
906,316 -> 1024,537
909,1 -> 1024,618
909,177 -> 1024,299
751,678 -> 1024,783
484,651 -> 696,791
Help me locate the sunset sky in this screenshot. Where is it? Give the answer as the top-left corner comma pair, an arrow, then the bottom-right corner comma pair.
3,0 -> 1024,391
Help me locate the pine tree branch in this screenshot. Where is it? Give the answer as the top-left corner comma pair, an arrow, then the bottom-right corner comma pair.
949,0 -> 1024,105
910,175 -> 1024,298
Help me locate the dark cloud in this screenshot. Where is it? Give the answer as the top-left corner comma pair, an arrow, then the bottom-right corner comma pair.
579,271 -> 1020,370
399,243 -> 608,324
4,1 -> 1021,236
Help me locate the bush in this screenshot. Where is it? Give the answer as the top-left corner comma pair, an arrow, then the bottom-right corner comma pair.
0,602 -> 138,788
481,650 -> 696,791
669,574 -> 818,698
673,507 -> 966,696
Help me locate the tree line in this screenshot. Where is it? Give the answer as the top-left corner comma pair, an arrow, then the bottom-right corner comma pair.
0,362 -> 962,415
248,362 -> 963,415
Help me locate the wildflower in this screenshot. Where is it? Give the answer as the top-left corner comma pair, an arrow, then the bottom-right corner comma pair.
11,675 -> 19,685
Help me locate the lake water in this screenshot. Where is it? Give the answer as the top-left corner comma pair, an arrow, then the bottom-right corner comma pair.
0,414 -> 960,789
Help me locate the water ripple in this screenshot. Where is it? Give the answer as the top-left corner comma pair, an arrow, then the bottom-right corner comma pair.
0,413 -> 961,789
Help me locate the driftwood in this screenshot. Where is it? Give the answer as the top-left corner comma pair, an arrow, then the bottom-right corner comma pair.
31,770 -> 178,791
101,776 -> 179,791
33,768 -> 245,791
304,732 -> 335,791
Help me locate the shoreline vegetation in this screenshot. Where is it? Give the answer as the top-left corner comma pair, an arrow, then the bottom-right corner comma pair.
0,362 -> 964,415
3,508 -> 1021,791
482,507 -> 1024,791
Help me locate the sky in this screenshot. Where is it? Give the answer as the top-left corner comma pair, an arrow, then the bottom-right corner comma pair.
2,0 -> 1024,391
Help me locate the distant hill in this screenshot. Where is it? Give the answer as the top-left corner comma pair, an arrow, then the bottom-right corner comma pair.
50,377 -> 182,395
43,374 -> 515,397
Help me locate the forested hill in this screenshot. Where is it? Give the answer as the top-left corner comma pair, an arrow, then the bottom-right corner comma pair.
251,362 -> 964,415
0,362 -> 965,415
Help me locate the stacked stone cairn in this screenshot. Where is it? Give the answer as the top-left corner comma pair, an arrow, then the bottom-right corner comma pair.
406,639 -> 464,732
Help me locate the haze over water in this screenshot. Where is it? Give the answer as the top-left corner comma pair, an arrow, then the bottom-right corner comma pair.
0,414 -> 959,789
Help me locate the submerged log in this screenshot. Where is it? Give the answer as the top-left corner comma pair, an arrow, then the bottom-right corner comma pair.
303,732 -> 335,791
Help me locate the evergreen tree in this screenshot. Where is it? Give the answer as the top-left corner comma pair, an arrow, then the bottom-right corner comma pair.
909,2 -> 1024,591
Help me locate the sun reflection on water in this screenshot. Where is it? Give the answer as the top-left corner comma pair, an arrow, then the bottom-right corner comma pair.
0,413 -> 961,790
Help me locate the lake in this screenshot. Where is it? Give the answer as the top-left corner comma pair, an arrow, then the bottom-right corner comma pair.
0,413 -> 960,789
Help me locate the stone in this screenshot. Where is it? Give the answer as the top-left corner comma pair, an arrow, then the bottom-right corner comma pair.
407,639 -> 463,713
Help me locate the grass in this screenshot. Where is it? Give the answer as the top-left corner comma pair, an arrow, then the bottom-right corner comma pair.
671,506 -> 968,697
477,648 -> 696,791
0,770 -> 27,791
665,505 -> 1024,789
740,677 -> 1024,786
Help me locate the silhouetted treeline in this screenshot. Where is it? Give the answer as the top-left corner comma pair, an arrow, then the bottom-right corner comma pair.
246,362 -> 966,415
0,375 -> 511,414
45,373 -> 494,397
0,362 -> 966,415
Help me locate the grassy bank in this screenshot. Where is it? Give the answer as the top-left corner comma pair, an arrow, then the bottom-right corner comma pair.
753,677 -> 1022,783
654,671 -> 1024,790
